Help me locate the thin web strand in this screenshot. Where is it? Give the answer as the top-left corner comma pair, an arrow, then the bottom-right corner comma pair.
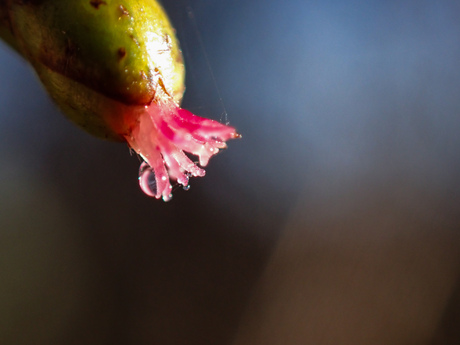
185,4 -> 229,125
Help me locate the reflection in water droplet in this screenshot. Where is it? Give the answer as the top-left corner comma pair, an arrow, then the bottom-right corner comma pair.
138,162 -> 157,197
183,185 -> 191,191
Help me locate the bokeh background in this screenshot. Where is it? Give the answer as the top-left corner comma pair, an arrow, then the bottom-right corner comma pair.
1,0 -> 460,344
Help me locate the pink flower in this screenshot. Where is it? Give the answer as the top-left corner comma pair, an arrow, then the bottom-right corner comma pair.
124,100 -> 239,200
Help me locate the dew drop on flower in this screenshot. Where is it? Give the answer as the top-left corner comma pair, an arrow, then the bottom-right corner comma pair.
138,161 -> 158,197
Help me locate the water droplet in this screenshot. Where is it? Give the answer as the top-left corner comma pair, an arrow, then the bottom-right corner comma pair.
162,193 -> 173,202
138,162 -> 157,197
183,185 -> 191,191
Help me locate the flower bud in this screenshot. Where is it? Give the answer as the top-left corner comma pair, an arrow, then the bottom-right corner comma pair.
0,0 -> 239,199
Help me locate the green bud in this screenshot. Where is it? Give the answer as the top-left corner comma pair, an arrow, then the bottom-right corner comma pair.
2,0 -> 185,139
0,0 -> 239,200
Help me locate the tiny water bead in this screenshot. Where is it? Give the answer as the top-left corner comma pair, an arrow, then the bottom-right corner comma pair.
138,161 -> 159,197
138,162 -> 173,202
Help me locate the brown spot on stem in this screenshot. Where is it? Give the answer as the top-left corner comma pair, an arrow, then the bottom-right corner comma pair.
90,0 -> 106,9
118,47 -> 127,59
157,77 -> 171,98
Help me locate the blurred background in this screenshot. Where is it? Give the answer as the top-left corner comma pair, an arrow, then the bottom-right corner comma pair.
1,0 -> 460,344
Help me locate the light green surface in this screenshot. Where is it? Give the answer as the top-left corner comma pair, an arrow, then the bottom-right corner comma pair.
0,0 -> 185,140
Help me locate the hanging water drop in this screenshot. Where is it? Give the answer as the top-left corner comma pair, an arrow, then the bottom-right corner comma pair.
183,185 -> 191,191
138,161 -> 157,197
